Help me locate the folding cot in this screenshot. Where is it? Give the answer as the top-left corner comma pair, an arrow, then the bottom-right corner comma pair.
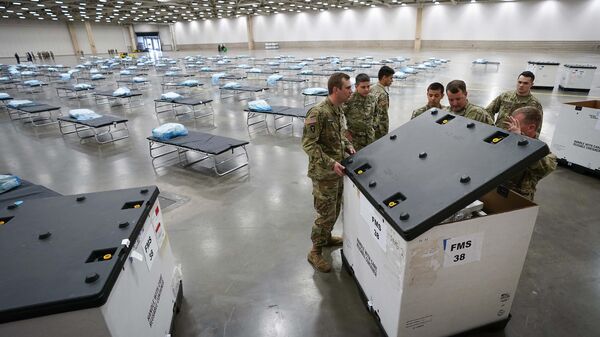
16,81 -> 48,94
93,90 -> 143,111
7,102 -> 62,127
153,96 -> 214,123
243,105 -> 311,133
55,84 -> 95,100
160,80 -> 204,92
0,176 -> 61,209
219,85 -> 269,100
57,115 -> 129,144
115,78 -> 149,90
472,59 -> 501,70
147,130 -> 249,176
0,79 -> 18,90
302,89 -> 328,106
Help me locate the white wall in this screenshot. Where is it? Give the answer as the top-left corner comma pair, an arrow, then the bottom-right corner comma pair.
173,18 -> 248,44
253,7 -> 417,42
91,24 -> 129,53
133,24 -> 174,47
422,0 -> 600,41
0,19 -> 74,57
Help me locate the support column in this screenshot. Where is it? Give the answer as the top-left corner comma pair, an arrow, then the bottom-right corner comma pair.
128,25 -> 137,52
84,21 -> 98,55
169,24 -> 178,51
66,22 -> 81,56
414,5 -> 423,51
246,15 -> 255,50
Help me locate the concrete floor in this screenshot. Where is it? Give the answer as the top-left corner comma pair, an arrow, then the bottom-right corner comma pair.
1,48 -> 599,337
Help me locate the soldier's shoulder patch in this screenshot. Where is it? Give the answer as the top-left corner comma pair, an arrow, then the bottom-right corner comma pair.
305,116 -> 317,125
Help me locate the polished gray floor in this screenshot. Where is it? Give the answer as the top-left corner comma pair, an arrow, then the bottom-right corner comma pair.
1,48 -> 599,337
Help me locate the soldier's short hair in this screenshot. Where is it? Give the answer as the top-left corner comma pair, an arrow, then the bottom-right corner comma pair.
446,80 -> 467,94
328,72 -> 350,94
428,82 -> 444,93
355,73 -> 370,84
378,66 -> 395,80
512,106 -> 542,129
519,71 -> 535,82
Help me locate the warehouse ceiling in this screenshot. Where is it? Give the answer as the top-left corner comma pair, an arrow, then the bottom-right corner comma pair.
0,0 -> 527,24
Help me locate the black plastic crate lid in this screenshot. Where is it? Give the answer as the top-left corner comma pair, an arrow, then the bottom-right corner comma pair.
342,109 -> 549,241
0,186 -> 159,323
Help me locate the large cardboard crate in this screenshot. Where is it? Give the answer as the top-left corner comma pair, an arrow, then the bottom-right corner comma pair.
341,109 -> 549,337
0,186 -> 183,337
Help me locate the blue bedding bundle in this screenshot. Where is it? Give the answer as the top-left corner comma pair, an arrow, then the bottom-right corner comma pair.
152,123 -> 188,141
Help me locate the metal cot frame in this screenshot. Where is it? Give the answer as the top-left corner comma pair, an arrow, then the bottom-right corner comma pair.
153,98 -> 214,124
58,117 -> 129,144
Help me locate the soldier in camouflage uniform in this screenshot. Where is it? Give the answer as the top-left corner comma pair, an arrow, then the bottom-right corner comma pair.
501,106 -> 556,200
446,80 -> 494,125
371,66 -> 395,140
411,82 -> 448,119
302,72 -> 355,273
487,71 -> 544,133
342,73 -> 377,151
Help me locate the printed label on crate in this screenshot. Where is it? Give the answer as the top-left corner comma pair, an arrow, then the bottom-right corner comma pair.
359,194 -> 387,252
442,232 -> 483,268
151,203 -> 166,249
142,221 -> 159,271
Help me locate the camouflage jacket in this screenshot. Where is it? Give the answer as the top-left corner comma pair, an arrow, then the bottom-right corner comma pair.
500,126 -> 557,200
411,104 -> 449,119
452,101 -> 494,125
486,90 -> 543,133
370,82 -> 390,139
303,97 -> 353,180
342,92 -> 377,147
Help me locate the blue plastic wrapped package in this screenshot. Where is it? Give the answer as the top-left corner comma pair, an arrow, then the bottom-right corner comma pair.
393,72 -> 408,79
237,64 -> 251,69
169,67 -> 181,71
330,58 -> 340,64
112,87 -> 131,97
21,71 -> 35,76
23,80 -> 43,86
132,77 -> 147,83
89,68 -> 99,74
266,75 -> 283,86
248,99 -> 272,112
165,71 -> 177,76
268,61 -> 280,66
401,66 -> 416,74
155,63 -> 166,68
211,73 -> 227,85
302,87 -> 328,95
152,123 -> 188,141
0,175 -> 21,194
127,66 -> 138,70
120,70 -> 132,75
222,82 -> 242,89
74,83 -> 93,90
168,60 -> 177,64
0,93 -> 11,99
248,68 -> 262,73
91,74 -> 105,80
84,61 -> 92,66
299,69 -> 313,75
200,67 -> 212,72
160,92 -> 182,102
76,64 -> 86,69
7,100 -> 35,108
0,77 -> 9,81
69,109 -> 102,121
60,73 -> 72,81
179,79 -> 200,86
216,60 -> 226,65
288,64 -> 303,70
47,67 -> 58,72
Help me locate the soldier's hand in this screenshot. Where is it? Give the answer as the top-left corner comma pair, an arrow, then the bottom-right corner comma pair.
345,131 -> 354,143
333,162 -> 345,176
503,116 -> 521,134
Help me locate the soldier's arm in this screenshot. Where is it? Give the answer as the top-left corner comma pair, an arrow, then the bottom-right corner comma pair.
485,94 -> 502,117
528,153 -> 557,180
411,105 -> 427,120
302,109 -> 336,169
